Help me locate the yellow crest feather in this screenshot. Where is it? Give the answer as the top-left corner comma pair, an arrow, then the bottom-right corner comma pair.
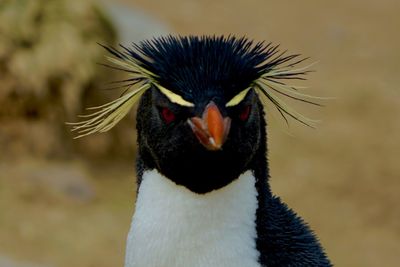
226,87 -> 252,107
155,84 -> 195,107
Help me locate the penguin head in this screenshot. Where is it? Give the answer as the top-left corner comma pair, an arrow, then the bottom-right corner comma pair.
134,36 -> 272,193
137,84 -> 263,194
71,36 -> 316,193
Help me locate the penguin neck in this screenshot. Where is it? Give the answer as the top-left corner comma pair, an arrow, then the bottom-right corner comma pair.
125,169 -> 261,267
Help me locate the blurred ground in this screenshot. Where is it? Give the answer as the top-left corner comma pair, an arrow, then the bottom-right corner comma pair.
0,0 -> 399,266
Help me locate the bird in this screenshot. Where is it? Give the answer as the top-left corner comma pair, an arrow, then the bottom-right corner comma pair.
70,35 -> 332,267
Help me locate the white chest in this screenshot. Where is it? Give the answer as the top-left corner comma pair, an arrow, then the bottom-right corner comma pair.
125,170 -> 261,267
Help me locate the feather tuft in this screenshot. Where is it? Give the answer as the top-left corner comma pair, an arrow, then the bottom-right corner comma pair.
67,43 -> 157,138
253,54 -> 326,128
67,84 -> 150,138
68,36 -> 328,138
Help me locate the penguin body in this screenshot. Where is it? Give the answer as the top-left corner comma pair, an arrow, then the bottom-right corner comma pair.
127,96 -> 331,267
73,36 -> 332,266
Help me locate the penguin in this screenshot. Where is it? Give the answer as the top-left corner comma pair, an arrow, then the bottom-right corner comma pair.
71,36 -> 332,267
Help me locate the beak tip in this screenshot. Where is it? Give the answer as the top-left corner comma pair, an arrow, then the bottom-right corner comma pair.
209,137 -> 216,146
208,137 -> 222,151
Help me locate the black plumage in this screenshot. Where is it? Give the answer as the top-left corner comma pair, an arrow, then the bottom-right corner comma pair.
133,36 -> 331,266
73,35 -> 332,266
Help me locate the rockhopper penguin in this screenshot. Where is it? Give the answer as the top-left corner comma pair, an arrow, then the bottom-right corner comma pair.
71,36 -> 332,266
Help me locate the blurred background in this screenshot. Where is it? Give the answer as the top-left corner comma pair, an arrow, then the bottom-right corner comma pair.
0,0 -> 399,266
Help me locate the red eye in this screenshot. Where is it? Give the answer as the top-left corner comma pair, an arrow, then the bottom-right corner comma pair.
161,107 -> 176,124
239,105 -> 251,121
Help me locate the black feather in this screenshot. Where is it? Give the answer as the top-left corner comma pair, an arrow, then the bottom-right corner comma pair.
114,35 -> 295,102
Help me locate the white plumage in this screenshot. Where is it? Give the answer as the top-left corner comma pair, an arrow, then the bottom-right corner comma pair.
125,169 -> 261,267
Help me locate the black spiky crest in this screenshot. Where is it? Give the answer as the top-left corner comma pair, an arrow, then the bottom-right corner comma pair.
69,35 -> 321,138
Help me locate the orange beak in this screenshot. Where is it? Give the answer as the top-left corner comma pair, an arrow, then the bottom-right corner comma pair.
188,101 -> 231,151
